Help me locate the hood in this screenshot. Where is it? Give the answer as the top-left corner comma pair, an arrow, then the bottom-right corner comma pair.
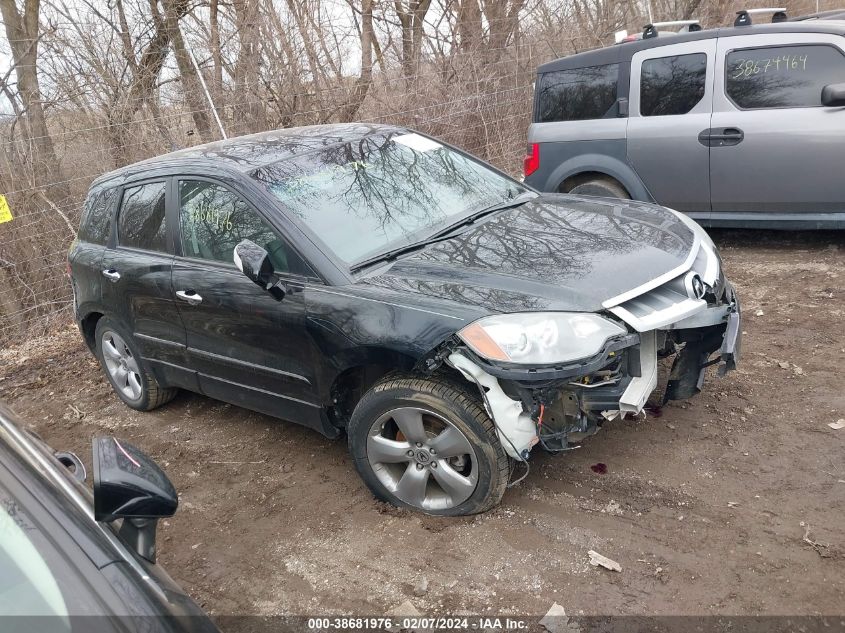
361,195 -> 696,314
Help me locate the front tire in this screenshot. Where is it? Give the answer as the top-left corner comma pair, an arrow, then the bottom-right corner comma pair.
95,317 -> 177,411
348,375 -> 510,515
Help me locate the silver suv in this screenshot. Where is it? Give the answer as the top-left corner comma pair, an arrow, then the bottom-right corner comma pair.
523,15 -> 845,229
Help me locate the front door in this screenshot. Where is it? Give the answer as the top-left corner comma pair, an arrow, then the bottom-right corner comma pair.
626,39 -> 717,218
170,177 -> 324,428
710,32 -> 845,219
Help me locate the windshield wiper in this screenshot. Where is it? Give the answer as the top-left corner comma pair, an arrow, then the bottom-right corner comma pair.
428,191 -> 537,240
350,191 -> 537,272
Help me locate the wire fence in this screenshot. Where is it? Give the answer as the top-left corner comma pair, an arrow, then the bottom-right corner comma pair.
0,0 -> 837,343
0,51 -> 541,342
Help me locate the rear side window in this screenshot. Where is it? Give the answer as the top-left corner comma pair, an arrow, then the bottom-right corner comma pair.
726,44 -> 845,109
537,64 -> 619,122
78,187 -> 117,245
640,53 -> 707,116
118,181 -> 167,252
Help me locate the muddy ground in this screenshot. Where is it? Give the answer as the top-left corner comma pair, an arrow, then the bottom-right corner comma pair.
1,229 -> 843,619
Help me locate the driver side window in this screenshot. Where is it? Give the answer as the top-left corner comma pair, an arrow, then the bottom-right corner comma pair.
178,180 -> 313,277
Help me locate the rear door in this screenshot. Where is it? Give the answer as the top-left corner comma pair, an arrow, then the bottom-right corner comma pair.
101,179 -> 189,378
710,32 -> 845,218
70,186 -> 119,319
170,177 -> 324,427
627,39 -> 717,218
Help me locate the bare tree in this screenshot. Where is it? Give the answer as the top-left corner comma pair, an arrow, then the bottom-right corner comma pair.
160,0 -> 214,141
393,0 -> 432,79
0,0 -> 67,199
233,0 -> 268,132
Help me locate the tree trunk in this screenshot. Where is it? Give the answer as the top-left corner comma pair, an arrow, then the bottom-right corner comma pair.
0,0 -> 68,202
342,0 -> 373,121
393,0 -> 431,81
456,0 -> 483,54
233,0 -> 268,133
108,0 -> 174,166
210,0 -> 224,101
160,0 -> 214,141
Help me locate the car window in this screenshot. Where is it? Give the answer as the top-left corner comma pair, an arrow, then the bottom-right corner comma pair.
536,64 -> 619,122
117,181 -> 167,252
251,132 -> 528,266
78,187 -> 118,245
179,180 -> 313,277
640,53 -> 707,116
725,44 -> 845,109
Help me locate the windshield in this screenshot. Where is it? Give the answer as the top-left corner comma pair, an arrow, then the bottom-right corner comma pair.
251,132 -> 527,265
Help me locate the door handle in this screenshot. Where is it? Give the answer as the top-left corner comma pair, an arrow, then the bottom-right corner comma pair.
699,127 -> 744,147
102,269 -> 121,282
176,290 -> 203,306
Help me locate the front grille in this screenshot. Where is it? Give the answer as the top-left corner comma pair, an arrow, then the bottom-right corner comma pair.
605,240 -> 721,332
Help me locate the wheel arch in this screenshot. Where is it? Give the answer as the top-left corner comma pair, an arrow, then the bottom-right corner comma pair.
547,154 -> 653,201
325,345 -> 469,427
326,348 -> 418,426
78,308 -> 106,353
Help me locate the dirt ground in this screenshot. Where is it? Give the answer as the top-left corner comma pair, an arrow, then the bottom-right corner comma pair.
1,229 -> 843,619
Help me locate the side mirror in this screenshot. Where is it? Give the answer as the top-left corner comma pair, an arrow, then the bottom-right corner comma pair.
233,239 -> 286,300
93,437 -> 178,563
821,83 -> 845,107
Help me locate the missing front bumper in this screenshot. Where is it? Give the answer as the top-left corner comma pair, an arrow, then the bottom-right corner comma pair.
445,292 -> 741,458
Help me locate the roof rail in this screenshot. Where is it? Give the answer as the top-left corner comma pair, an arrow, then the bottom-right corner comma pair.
734,7 -> 787,26
642,19 -> 701,39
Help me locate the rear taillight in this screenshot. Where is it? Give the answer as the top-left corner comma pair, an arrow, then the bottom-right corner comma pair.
523,143 -> 539,178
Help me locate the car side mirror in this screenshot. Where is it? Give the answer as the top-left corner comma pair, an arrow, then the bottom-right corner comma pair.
93,437 -> 178,563
233,239 -> 286,300
821,83 -> 845,107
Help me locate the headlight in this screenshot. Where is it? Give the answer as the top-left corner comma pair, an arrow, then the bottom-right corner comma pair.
457,312 -> 627,365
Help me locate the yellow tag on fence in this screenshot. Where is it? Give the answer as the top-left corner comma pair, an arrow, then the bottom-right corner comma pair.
0,195 -> 12,224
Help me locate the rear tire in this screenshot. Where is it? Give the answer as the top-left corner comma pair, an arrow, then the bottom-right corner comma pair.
348,375 -> 510,516
568,176 -> 630,199
95,317 -> 177,411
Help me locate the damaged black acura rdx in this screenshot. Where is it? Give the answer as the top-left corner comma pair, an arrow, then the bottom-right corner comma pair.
70,123 -> 741,515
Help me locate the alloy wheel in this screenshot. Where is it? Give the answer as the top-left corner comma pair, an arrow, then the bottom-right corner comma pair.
101,331 -> 143,401
367,407 -> 479,511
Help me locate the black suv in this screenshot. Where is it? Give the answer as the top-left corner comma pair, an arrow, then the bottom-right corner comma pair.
69,124 -> 740,515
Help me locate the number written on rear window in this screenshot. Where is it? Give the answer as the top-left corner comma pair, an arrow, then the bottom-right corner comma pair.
640,53 -> 707,116
118,182 -> 167,252
536,64 -> 619,122
726,44 -> 845,109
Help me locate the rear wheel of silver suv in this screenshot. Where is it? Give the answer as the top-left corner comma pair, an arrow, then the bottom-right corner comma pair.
95,317 -> 177,411
568,176 -> 630,199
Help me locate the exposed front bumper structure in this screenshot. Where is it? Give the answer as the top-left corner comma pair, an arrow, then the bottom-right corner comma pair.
446,243 -> 741,460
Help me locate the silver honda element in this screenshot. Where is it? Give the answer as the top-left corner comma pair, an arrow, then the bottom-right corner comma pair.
524,11 -> 845,229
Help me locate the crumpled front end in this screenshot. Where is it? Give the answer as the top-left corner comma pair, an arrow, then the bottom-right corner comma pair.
443,224 -> 741,461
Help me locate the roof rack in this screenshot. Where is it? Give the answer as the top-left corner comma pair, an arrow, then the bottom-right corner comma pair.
734,7 -> 788,26
642,19 -> 701,39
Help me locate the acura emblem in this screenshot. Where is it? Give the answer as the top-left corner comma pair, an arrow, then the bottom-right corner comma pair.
685,272 -> 707,300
